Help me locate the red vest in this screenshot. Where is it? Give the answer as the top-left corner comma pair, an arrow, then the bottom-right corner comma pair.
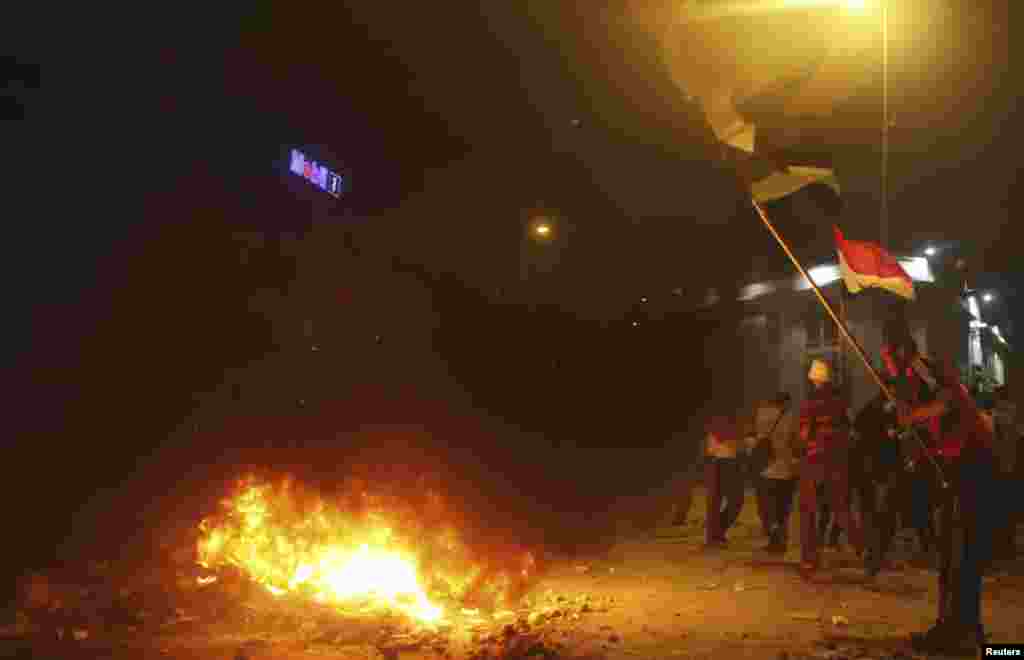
880,346 -> 992,459
942,381 -> 994,457
799,385 -> 848,462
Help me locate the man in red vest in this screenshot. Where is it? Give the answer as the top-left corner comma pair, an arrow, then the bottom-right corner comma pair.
797,359 -> 862,578
881,318 -> 996,655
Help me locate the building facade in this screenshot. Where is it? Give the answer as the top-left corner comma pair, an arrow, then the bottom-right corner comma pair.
722,257 -> 1010,416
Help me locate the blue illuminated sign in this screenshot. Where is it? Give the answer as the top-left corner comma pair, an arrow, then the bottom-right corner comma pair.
290,149 -> 345,198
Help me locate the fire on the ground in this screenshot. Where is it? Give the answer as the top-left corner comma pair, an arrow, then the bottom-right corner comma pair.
196,475 -> 536,624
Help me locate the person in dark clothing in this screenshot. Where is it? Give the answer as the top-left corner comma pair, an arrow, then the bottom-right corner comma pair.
853,380 -> 910,576
991,385 -> 1018,560
761,474 -> 798,552
881,318 -> 997,655
878,327 -> 940,559
740,420 -> 773,537
704,413 -> 744,548
903,461 -> 937,557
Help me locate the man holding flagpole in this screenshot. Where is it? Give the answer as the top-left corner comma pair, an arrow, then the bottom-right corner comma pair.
881,316 -> 996,655
833,223 -> 993,652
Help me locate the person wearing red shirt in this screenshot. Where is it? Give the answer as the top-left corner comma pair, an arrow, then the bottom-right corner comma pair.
797,359 -> 862,578
881,318 -> 996,656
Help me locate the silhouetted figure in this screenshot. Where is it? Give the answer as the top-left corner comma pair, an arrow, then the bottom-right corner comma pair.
746,393 -> 799,553
853,380 -> 912,576
992,384 -> 1018,560
704,412 -> 744,548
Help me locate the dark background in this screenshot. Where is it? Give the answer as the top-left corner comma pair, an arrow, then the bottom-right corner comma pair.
3,1 -> 1020,580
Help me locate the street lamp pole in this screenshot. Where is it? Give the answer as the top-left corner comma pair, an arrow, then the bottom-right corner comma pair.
880,0 -> 889,248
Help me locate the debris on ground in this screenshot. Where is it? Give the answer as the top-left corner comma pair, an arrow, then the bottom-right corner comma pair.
9,487 -> 1024,660
5,552 -> 625,658
789,611 -> 821,622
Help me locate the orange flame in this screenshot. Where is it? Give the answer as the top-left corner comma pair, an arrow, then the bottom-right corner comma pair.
196,475 -> 533,624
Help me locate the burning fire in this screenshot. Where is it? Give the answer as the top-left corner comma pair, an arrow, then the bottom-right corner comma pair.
196,475 -> 534,624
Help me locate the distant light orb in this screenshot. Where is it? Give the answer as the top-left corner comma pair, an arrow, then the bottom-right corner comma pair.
983,293 -> 994,303
924,246 -> 937,257
631,321 -> 639,327
640,296 -> 648,304
529,213 -> 558,241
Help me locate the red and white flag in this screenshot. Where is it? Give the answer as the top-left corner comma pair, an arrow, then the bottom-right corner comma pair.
834,226 -> 915,300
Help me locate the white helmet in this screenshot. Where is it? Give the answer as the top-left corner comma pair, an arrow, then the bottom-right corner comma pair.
808,359 -> 832,384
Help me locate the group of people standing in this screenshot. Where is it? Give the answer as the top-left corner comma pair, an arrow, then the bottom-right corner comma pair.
701,316 -> 1019,656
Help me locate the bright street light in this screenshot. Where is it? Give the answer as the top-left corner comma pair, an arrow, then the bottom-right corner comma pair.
529,215 -> 554,240
983,293 -> 994,303
924,246 -> 937,257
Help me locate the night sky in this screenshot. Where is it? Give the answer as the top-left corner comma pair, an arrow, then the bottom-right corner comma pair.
4,0 -> 1020,571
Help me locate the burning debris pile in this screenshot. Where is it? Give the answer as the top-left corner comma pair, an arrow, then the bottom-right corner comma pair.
196,474 -> 537,623
8,473 -> 629,658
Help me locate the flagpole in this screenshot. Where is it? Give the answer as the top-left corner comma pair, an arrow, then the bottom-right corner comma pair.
749,197 -> 948,488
